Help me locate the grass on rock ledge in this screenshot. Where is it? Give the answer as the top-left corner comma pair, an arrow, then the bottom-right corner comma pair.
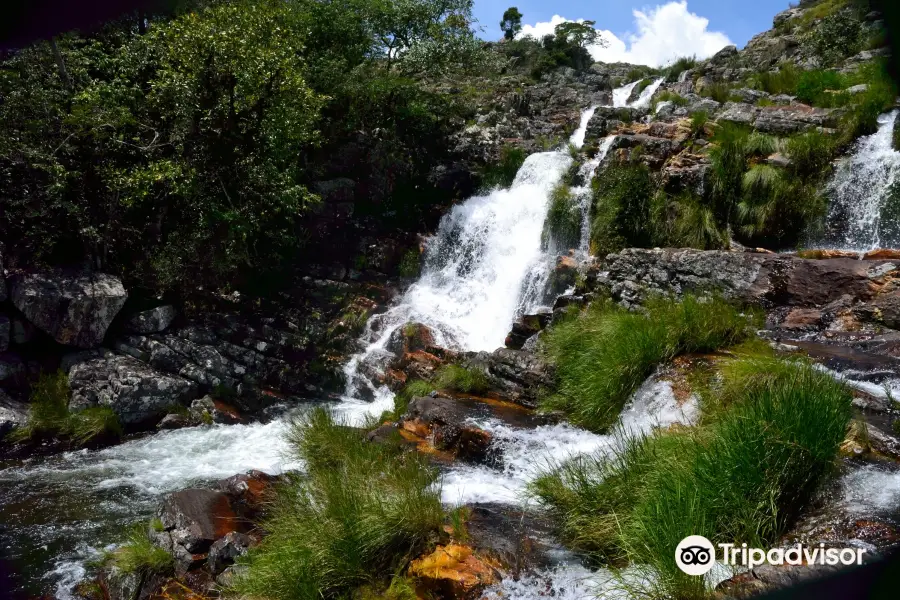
8,371 -> 122,446
532,348 -> 853,599
230,408 -> 444,600
100,521 -> 173,575
540,295 -> 757,432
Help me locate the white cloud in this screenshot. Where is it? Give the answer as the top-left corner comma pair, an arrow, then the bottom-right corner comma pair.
517,2 -> 732,68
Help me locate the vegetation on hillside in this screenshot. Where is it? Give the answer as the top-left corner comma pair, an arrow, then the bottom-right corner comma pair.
0,0 -> 489,296
540,295 -> 756,432
230,408 -> 444,599
533,348 -> 853,598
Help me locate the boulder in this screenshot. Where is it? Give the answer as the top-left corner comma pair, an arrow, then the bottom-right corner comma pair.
466,348 -> 555,408
386,323 -> 437,356
402,396 -> 493,462
207,531 -> 251,575
68,353 -> 198,426
505,313 -> 552,350
124,305 -> 177,334
10,271 -> 127,348
0,390 -> 28,439
158,489 -> 242,555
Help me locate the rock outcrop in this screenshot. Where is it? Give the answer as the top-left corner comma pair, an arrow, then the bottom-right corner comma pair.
124,305 -> 177,334
10,271 -> 127,348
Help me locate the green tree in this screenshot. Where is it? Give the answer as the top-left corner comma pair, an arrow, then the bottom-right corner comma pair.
500,7 -> 523,40
554,20 -> 602,49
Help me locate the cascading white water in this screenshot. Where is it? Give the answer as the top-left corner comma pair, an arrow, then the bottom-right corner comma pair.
822,110 -> 900,252
630,77 -> 665,109
5,77 -> 663,599
613,80 -> 640,108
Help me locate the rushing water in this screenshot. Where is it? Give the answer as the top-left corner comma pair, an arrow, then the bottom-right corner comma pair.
1,79 -> 659,598
822,110 -> 900,252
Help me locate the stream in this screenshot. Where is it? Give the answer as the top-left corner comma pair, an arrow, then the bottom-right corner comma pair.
4,79 -> 900,599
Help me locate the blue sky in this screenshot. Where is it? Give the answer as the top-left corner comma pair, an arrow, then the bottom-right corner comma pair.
473,0 -> 794,66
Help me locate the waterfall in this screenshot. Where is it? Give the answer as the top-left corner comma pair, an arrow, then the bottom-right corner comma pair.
3,78 -> 656,599
822,110 -> 900,252
630,77 -> 666,109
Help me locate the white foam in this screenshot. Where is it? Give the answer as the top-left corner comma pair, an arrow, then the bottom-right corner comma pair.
630,78 -> 666,110
441,378 -> 698,505
569,106 -> 597,149
822,110 -> 900,251
840,464 -> 900,514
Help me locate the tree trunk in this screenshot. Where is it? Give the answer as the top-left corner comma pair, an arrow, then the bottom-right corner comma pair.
50,38 -> 73,91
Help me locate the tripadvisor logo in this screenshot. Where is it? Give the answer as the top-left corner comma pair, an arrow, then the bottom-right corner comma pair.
676,536 -> 868,576
675,535 -> 716,576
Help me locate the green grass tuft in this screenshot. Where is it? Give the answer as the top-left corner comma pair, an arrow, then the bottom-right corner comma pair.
541,295 -> 755,432
533,355 -> 853,599
481,145 -> 527,190
377,380 -> 435,424
543,182 -> 582,251
104,523 -> 173,575
231,408 -> 444,599
9,371 -> 122,445
434,364 -> 490,395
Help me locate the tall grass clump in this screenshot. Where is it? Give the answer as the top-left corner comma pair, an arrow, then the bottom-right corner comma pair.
541,295 -> 754,432
699,82 -> 731,103
590,160 -> 656,256
543,182 -> 582,250
664,56 -> 697,83
533,355 -> 853,599
231,409 -> 444,600
9,371 -> 122,445
480,145 -> 527,190
434,364 -> 490,395
103,523 -> 174,575
748,62 -> 800,95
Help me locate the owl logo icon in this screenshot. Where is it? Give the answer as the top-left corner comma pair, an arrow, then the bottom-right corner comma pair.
676,536 -> 716,576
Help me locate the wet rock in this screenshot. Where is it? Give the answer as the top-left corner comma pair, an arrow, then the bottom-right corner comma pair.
386,323 -> 436,356
402,396 -> 493,462
864,249 -> 900,260
158,488 -> 243,572
207,531 -> 251,575
547,255 -> 578,295
781,308 -> 824,330
717,560 -> 845,598
872,290 -> 900,329
124,305 -> 177,334
68,354 -> 198,426
408,544 -> 498,599
505,313 -> 552,350
217,470 -> 277,519
157,413 -> 191,430
0,389 -> 27,439
189,396 -> 242,425
467,348 -> 554,408
98,567 -> 143,600
10,271 -> 127,348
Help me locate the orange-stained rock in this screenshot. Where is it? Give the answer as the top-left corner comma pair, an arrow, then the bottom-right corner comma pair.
795,249 -> 860,260
780,307 -> 823,330
408,544 -> 498,599
864,249 -> 900,260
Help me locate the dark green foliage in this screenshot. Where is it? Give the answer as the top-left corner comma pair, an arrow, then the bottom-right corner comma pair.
541,295 -> 754,432
500,7 -> 523,41
543,182 -> 582,250
232,409 -> 444,599
738,165 -> 828,247
795,69 -> 845,106
650,91 -> 688,112
0,0 -> 487,296
803,10 -> 865,66
480,145 -> 527,189
785,130 -> 837,180
689,110 -> 709,137
398,249 -> 421,278
533,354 -> 852,598
590,160 -> 656,256
654,191 -> 728,250
9,371 -> 123,445
434,364 -> 490,395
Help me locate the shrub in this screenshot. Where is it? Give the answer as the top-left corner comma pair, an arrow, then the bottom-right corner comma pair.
434,364 -> 490,395
667,192 -> 728,250
104,523 -> 174,575
540,295 -> 754,432
749,62 -> 800,95
481,145 -> 527,190
9,371 -> 122,445
803,10 -> 865,66
232,409 -> 444,599
737,165 -> 827,247
689,110 -> 709,138
699,82 -> 731,103
590,160 -> 656,256
795,69 -> 845,106
543,182 -> 582,251
398,249 -> 421,278
786,130 -> 837,180
533,355 -> 852,599
664,56 -> 697,83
